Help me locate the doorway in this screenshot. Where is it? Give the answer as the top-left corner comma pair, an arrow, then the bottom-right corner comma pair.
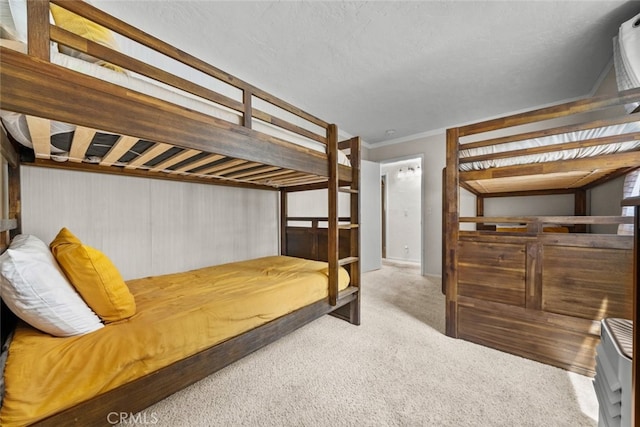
380,156 -> 423,271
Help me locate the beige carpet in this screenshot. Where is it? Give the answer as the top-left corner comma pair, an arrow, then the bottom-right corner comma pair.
121,260 -> 599,427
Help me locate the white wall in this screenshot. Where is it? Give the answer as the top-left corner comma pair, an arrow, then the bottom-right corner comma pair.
21,166 -> 279,280
381,159 -> 421,263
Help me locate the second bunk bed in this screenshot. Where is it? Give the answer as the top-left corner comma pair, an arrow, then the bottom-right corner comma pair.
0,0 -> 361,425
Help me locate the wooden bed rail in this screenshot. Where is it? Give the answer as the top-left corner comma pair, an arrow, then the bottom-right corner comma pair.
28,0 -> 329,145
458,86 -> 640,137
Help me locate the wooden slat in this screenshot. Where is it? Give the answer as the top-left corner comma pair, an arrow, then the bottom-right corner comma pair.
244,169 -> 298,182
197,159 -> 247,176
100,135 -> 139,166
149,149 -> 201,172
69,126 -> 96,163
125,143 -> 173,169
225,165 -> 280,180
170,154 -> 225,174
214,162 -> 262,177
25,116 -> 51,159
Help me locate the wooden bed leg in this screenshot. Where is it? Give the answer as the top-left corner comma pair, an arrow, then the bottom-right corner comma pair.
330,296 -> 360,325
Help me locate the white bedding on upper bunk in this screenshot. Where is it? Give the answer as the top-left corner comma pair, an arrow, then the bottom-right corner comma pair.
459,121 -> 640,171
0,40 -> 351,167
614,12 -> 640,113
619,12 -> 640,89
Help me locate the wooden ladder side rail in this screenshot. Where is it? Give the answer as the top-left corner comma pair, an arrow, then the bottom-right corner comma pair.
347,136 -> 361,324
327,124 -> 339,306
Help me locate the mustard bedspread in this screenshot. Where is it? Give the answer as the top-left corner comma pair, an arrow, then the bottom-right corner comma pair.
0,256 -> 349,426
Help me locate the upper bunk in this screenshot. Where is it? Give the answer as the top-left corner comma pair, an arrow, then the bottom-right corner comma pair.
0,0 -> 355,190
446,16 -> 640,198
447,86 -> 640,197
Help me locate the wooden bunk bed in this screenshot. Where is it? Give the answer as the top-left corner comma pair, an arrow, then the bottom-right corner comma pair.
443,86 -> 640,417
0,0 -> 361,425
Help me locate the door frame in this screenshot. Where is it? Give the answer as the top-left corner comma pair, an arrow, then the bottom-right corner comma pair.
380,155 -> 425,275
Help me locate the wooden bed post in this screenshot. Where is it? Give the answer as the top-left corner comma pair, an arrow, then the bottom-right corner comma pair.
327,124 -> 339,306
444,127 -> 460,338
27,0 -> 51,61
280,190 -> 288,255
574,189 -> 587,233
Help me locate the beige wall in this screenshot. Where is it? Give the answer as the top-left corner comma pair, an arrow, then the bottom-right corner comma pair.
21,166 -> 279,280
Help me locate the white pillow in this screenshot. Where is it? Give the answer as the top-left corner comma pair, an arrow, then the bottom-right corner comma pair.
0,234 -> 103,336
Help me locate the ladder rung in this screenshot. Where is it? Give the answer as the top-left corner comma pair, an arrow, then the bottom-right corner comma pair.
339,256 -> 359,266
338,286 -> 359,299
339,224 -> 359,230
338,187 -> 359,194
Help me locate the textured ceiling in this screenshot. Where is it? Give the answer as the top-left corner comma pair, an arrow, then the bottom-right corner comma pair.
93,1 -> 640,146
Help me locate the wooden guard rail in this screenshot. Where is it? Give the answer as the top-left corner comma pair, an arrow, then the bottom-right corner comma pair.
30,0 -> 329,145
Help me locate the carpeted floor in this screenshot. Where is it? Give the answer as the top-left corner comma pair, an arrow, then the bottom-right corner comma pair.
121,260 -> 599,427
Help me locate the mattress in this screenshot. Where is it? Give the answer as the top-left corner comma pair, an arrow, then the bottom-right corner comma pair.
459,121 -> 640,171
0,39 -> 351,167
0,255 -> 350,426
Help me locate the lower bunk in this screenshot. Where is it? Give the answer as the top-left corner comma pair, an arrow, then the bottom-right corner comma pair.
0,237 -> 357,426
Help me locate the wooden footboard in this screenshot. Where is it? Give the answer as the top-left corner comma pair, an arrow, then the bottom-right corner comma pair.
454,230 -> 633,375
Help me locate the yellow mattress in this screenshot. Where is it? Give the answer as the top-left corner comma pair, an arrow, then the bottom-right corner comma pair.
0,256 -> 349,426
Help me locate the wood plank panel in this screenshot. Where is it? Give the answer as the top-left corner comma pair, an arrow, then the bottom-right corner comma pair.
458,304 -> 599,375
542,245 -> 633,320
457,240 -> 526,306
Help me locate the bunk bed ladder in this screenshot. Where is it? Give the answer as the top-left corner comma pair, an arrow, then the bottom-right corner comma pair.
279,126 -> 360,325
332,134 -> 361,325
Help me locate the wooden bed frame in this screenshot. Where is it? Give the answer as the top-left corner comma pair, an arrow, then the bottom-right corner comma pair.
444,87 -> 640,422
0,1 -> 361,424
